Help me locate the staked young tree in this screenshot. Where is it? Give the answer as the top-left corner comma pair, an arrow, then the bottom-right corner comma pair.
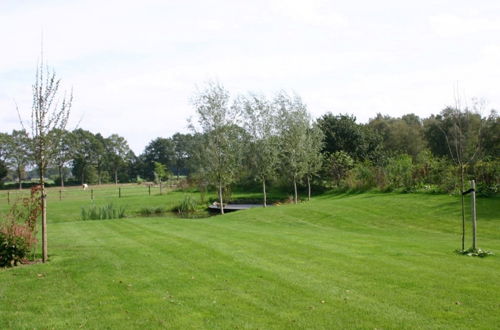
275,91 -> 310,204
239,93 -> 280,207
18,56 -> 72,262
431,95 -> 484,251
4,130 -> 32,189
190,81 -> 242,214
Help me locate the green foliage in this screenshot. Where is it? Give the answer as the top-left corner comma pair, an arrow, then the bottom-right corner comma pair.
153,161 -> 170,184
0,225 -> 35,267
324,151 -> 354,187
0,186 -> 41,267
317,113 -> 368,160
0,160 -> 6,186
138,206 -> 166,216
81,203 -> 126,220
385,154 -> 414,191
174,195 -> 198,216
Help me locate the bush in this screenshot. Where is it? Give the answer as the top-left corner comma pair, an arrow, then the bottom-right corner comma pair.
81,203 -> 126,220
0,223 -> 36,267
0,186 -> 41,267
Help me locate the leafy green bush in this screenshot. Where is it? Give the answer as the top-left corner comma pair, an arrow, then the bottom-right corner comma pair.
0,223 -> 36,267
0,186 -> 41,267
81,203 -> 126,220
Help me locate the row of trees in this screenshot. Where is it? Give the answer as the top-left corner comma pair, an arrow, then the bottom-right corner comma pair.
1,85 -> 498,203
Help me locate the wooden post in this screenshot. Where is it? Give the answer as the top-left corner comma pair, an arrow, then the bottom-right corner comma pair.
59,189 -> 62,201
160,182 -> 163,195
471,180 -> 477,250
91,189 -> 94,201
119,187 -> 121,198
7,191 -> 10,204
148,185 -> 151,196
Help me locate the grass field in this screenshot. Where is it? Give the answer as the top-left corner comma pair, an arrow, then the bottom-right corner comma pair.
0,186 -> 499,329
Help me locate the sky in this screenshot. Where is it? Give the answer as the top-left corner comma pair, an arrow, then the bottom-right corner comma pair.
1,0 -> 499,154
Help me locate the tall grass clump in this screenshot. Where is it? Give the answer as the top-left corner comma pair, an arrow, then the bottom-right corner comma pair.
81,203 -> 126,220
138,206 -> 166,217
174,195 -> 198,217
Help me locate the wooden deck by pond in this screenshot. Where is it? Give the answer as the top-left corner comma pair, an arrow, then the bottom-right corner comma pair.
208,204 -> 266,212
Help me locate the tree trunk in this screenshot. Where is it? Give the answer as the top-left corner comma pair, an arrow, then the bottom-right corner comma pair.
39,166 -> 48,263
219,181 -> 224,214
293,176 -> 298,204
307,176 -> 311,201
18,167 -> 22,190
263,179 -> 267,208
471,180 -> 477,250
460,165 -> 465,251
59,165 -> 64,188
114,169 -> 118,185
81,169 -> 85,185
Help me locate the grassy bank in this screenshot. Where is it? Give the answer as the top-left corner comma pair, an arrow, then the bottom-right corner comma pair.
0,191 -> 499,329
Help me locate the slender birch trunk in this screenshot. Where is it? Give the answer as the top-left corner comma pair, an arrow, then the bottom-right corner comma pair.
58,165 -> 64,188
471,180 -> 477,250
39,164 -> 48,262
307,176 -> 311,201
18,167 -> 22,190
293,176 -> 298,204
460,165 -> 465,251
262,179 -> 267,207
219,181 -> 224,214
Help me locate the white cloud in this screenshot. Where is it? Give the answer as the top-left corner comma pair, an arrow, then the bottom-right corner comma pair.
429,14 -> 500,38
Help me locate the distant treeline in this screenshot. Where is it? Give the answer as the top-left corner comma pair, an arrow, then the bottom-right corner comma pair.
0,91 -> 498,197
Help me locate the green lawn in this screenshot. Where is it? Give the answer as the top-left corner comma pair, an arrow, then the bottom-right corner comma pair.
0,189 -> 499,329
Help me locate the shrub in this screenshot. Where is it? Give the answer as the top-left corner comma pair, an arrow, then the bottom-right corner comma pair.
0,223 -> 37,267
81,203 -> 126,220
0,186 -> 41,267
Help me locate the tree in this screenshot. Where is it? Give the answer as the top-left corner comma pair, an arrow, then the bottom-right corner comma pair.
369,114 -> 425,160
93,133 -> 107,185
430,97 -> 484,251
275,92 -> 310,204
0,160 -> 7,186
106,134 -> 131,184
153,161 -> 171,193
239,93 -> 280,207
303,124 -> 324,200
4,130 -> 31,189
71,129 -> 98,184
324,151 -> 354,187
140,137 -> 175,181
190,81 -> 242,214
50,129 -> 73,187
317,113 -> 366,160
171,133 -> 195,178
18,55 -> 72,262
